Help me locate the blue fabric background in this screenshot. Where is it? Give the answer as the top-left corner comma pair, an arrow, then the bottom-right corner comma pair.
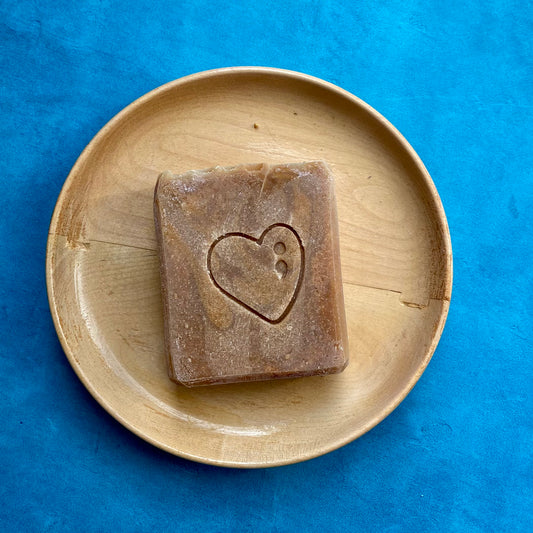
1,1 -> 531,531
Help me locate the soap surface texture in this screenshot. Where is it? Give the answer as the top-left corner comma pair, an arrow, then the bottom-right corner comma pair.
154,161 -> 348,386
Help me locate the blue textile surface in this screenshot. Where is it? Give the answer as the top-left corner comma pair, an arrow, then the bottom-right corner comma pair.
1,1 -> 531,531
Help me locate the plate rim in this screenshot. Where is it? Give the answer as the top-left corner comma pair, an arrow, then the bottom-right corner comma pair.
46,66 -> 453,468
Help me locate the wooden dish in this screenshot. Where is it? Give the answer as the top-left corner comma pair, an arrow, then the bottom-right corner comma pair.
46,67 -> 452,468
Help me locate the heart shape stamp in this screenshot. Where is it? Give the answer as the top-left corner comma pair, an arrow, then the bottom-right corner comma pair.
207,224 -> 305,323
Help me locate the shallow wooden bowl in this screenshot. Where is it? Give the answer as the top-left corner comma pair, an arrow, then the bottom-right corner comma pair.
46,67 -> 452,467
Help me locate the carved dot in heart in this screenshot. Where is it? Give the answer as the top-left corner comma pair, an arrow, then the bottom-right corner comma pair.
207,224 -> 304,323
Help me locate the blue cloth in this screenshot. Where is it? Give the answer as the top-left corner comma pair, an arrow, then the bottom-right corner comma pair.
1,1 -> 531,531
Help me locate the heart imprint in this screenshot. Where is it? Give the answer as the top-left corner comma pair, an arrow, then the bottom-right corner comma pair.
207,224 -> 304,323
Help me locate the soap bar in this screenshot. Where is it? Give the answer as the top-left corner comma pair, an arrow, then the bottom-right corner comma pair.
154,161 -> 349,386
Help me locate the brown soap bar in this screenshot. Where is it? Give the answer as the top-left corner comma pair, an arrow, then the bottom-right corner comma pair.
154,161 -> 349,386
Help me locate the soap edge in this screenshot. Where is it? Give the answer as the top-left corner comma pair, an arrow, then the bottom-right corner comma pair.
153,171 -> 179,382
176,363 -> 349,387
325,163 -> 350,371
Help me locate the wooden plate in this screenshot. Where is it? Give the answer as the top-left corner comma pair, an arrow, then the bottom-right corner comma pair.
46,67 -> 452,467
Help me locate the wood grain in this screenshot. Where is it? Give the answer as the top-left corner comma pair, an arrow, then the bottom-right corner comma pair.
46,67 -> 452,467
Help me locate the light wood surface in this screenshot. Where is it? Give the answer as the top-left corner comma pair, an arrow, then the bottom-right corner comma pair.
46,67 -> 452,467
